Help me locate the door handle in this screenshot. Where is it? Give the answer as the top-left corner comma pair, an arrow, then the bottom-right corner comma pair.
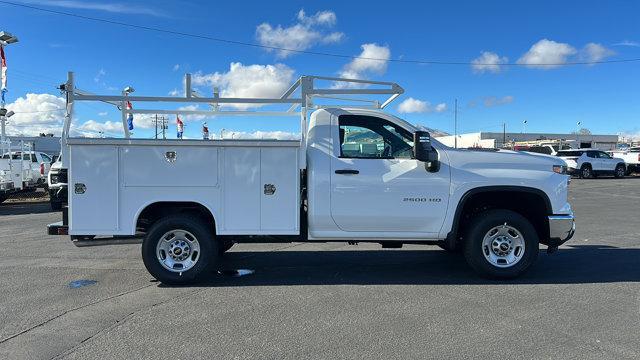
335,169 -> 359,175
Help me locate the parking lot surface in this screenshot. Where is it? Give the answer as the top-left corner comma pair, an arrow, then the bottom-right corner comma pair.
0,178 -> 639,359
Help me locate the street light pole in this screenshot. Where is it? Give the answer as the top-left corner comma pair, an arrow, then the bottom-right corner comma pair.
454,99 -> 458,149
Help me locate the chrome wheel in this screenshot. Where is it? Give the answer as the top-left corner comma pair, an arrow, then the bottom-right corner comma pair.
616,166 -> 625,178
481,224 -> 525,268
581,166 -> 591,178
156,229 -> 201,272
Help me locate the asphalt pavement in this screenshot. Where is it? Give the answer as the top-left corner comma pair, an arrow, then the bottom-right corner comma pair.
0,178 -> 639,359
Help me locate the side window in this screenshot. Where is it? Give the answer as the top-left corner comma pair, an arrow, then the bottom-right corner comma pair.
598,152 -> 611,159
340,125 -> 385,158
41,154 -> 52,163
338,115 -> 414,159
586,151 -> 597,158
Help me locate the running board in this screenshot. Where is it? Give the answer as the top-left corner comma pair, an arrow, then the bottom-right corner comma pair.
72,236 -> 143,247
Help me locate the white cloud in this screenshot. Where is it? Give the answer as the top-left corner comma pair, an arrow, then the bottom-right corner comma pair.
98,111 -> 108,116
483,95 -> 514,107
191,62 -> 295,109
434,103 -> 447,112
17,0 -> 166,17
517,39 -> 577,69
398,98 -> 428,113
256,9 -> 344,58
397,98 -> 447,114
78,120 -> 123,134
168,88 -> 180,96
3,93 -> 65,136
580,43 -> 615,63
613,40 -> 639,47
221,130 -> 300,140
334,43 -> 391,88
94,68 -> 106,83
172,64 -> 180,71
471,51 -> 508,73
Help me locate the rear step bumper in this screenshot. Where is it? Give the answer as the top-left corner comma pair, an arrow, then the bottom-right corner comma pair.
47,221 -> 68,235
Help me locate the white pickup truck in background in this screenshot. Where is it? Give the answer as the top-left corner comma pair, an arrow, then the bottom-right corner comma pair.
48,74 -> 575,284
0,149 -> 53,203
609,147 -> 640,174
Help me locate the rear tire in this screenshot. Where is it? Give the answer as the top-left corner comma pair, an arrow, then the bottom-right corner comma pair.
580,164 -> 593,179
463,209 -> 539,279
142,214 -> 217,285
614,164 -> 626,178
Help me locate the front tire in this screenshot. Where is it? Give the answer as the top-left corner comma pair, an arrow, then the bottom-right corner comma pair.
614,164 -> 626,178
580,164 -> 593,179
142,214 -> 217,285
463,209 -> 539,279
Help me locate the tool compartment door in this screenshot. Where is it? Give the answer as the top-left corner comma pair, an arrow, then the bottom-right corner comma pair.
69,145 -> 119,234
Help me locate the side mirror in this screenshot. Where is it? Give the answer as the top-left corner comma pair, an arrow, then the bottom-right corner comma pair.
413,131 -> 440,172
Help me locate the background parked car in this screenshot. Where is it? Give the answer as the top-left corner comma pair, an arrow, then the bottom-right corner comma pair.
556,149 -> 626,178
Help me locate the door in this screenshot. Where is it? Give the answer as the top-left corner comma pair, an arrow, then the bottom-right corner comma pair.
586,151 -> 602,170
330,114 -> 450,234
596,151 -> 616,171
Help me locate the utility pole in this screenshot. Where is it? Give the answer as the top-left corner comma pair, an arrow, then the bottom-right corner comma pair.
152,115 -> 168,139
454,99 -> 458,149
503,122 -> 506,148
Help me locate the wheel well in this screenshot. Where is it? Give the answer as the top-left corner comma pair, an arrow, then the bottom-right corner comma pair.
448,188 -> 551,250
136,202 -> 216,235
581,163 -> 591,169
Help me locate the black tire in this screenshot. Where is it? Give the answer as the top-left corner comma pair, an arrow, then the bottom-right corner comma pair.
50,200 -> 62,211
142,214 -> 217,285
614,164 -> 626,178
463,209 -> 539,279
580,164 -> 593,179
0,195 -> 6,205
218,239 -> 234,255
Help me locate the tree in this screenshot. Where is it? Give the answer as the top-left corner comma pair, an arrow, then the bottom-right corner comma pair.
572,128 -> 592,135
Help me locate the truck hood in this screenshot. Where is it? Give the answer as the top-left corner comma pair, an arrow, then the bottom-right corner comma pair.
443,148 -> 564,173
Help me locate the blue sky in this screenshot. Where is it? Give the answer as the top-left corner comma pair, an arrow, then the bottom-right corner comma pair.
1,0 -> 639,139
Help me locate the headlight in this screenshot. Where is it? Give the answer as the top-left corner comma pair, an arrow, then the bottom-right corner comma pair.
553,165 -> 567,175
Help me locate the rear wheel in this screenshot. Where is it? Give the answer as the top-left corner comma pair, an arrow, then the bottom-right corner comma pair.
142,214 -> 217,285
580,164 -> 593,179
463,209 -> 539,279
614,164 -> 626,178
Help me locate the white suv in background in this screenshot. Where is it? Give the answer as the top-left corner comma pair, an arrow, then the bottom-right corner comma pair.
556,149 -> 626,178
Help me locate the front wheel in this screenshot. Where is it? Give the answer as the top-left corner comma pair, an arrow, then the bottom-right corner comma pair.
614,164 -> 626,178
580,165 -> 593,179
463,209 -> 539,279
142,214 -> 217,285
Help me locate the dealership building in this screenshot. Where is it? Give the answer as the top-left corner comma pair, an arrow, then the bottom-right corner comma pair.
436,132 -> 619,150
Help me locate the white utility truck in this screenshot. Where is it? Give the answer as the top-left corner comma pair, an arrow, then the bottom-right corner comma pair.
610,147 -> 640,174
48,73 -> 575,283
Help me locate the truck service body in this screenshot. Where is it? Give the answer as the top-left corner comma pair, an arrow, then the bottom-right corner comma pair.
48,73 -> 575,283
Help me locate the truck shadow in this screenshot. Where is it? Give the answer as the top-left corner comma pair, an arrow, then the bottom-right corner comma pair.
0,202 -> 55,215
187,245 -> 640,286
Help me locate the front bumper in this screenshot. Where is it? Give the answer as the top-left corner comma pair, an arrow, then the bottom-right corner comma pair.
547,213 -> 575,247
